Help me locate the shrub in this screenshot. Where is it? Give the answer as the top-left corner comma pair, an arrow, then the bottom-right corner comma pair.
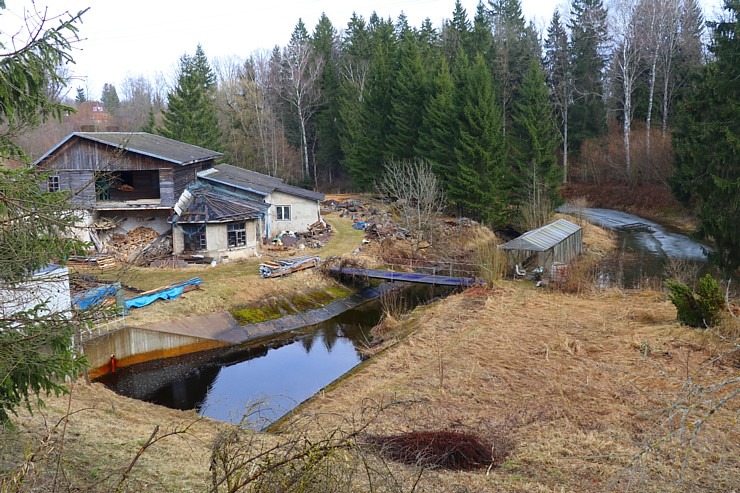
666,274 -> 724,328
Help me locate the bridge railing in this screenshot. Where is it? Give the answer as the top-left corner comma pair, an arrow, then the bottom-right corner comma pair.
363,256 -> 481,279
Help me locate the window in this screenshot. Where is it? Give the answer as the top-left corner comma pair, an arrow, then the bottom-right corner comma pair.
182,224 -> 207,251
227,222 -> 247,248
48,175 -> 60,192
276,205 -> 291,221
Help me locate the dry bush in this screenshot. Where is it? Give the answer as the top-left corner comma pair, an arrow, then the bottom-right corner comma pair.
663,257 -> 702,289
558,257 -> 598,294
573,123 -> 675,187
363,430 -> 509,471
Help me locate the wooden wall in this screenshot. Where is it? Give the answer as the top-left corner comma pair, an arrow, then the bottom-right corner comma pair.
41,137 -> 214,208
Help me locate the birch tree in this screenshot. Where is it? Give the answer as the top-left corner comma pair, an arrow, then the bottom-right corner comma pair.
610,0 -> 644,178
281,20 -> 324,187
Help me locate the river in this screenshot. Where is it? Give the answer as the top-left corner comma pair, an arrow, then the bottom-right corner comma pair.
558,206 -> 710,287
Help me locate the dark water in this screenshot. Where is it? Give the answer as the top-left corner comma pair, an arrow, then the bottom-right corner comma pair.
558,206 -> 711,288
98,284 -> 450,427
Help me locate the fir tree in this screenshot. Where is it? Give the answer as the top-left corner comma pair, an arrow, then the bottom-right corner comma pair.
159,44 -> 222,151
671,0 -> 740,274
511,59 -> 562,214
568,0 -> 609,148
101,83 -> 119,114
451,53 -> 507,225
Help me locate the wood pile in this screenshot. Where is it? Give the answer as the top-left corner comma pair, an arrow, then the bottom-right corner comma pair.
67,254 -> 117,270
259,255 -> 320,278
104,227 -> 172,265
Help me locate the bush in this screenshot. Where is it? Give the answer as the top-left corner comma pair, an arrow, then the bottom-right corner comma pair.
666,274 -> 724,328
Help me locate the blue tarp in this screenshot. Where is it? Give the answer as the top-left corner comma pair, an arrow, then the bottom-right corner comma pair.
124,278 -> 202,310
73,285 -> 117,309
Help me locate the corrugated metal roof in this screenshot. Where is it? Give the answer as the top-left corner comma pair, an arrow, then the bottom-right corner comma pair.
198,163 -> 325,202
500,218 -> 581,252
171,185 -> 267,224
34,132 -> 223,166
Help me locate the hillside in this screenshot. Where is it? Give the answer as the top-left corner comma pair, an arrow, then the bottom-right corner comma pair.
1,208 -> 737,492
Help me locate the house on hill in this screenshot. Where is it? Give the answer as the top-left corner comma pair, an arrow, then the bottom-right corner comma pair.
169,164 -> 325,260
34,132 -> 223,237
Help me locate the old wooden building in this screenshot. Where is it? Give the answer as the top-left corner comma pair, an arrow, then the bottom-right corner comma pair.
35,132 -> 222,235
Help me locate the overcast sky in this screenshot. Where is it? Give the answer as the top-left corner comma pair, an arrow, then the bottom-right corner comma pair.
1,0 -> 724,101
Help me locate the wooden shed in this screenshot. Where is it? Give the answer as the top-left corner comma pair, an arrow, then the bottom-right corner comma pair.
499,218 -> 583,271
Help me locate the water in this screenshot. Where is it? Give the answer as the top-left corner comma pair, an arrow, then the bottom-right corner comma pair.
98,284 -> 449,427
558,206 -> 711,287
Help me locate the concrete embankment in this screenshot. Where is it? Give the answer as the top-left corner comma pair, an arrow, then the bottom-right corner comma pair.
85,283 -> 394,377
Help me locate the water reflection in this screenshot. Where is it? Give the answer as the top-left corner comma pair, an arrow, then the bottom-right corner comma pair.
99,284 -> 449,427
558,206 -> 710,288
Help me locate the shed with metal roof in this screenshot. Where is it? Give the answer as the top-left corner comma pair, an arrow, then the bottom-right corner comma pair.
499,218 -> 583,270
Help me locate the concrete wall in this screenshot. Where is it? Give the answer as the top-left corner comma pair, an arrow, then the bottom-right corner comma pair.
266,190 -> 321,235
84,327 -> 225,378
172,218 -> 260,261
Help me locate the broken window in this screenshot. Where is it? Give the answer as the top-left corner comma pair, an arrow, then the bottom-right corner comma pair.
182,224 -> 207,251
95,170 -> 160,201
227,222 -> 246,248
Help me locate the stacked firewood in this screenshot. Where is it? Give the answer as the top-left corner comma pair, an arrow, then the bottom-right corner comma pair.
104,227 -> 171,265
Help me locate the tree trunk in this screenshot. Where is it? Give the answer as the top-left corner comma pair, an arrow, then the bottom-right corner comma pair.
562,104 -> 568,184
646,54 -> 658,156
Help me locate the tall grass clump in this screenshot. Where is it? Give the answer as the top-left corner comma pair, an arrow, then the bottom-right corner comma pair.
474,238 -> 507,285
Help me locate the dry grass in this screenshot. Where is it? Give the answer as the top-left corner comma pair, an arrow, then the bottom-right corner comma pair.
295,285 -> 739,492
1,383 -> 228,492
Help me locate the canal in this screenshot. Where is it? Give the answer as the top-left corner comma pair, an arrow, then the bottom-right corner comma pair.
98,284 -> 450,428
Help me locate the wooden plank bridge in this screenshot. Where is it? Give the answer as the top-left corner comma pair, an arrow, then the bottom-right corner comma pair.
329,266 -> 480,287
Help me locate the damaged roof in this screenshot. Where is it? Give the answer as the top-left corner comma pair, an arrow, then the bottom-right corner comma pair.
198,163 -> 325,202
500,218 -> 582,252
34,132 -> 223,166
171,185 -> 268,224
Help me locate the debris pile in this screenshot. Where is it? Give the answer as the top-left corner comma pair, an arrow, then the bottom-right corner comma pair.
259,254 -> 320,278
104,227 -> 172,265
364,430 -> 507,470
270,220 -> 332,251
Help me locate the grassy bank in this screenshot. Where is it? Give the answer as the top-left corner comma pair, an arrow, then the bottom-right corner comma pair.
87,212 -> 365,327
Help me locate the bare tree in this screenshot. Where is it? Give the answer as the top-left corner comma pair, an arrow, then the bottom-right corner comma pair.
376,158 -> 446,250
280,39 -> 323,187
610,0 -> 644,179
637,0 -> 680,154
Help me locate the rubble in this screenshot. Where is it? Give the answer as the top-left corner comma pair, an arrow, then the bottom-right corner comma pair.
103,227 -> 172,266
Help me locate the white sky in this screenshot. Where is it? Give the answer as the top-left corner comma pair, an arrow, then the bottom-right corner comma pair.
1,0 -> 724,101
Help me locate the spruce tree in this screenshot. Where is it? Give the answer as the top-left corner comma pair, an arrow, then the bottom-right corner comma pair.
671,0 -> 740,274
544,10 -> 571,183
159,44 -> 222,151
387,31 -> 428,160
337,13 -> 371,188
451,53 -> 507,225
511,58 -> 562,220
568,0 -> 609,148
416,58 -> 457,189
347,15 -> 396,189
101,83 -> 120,114
312,14 -> 342,184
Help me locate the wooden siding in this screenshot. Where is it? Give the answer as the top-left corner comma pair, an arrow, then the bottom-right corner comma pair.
39,136 -> 214,209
